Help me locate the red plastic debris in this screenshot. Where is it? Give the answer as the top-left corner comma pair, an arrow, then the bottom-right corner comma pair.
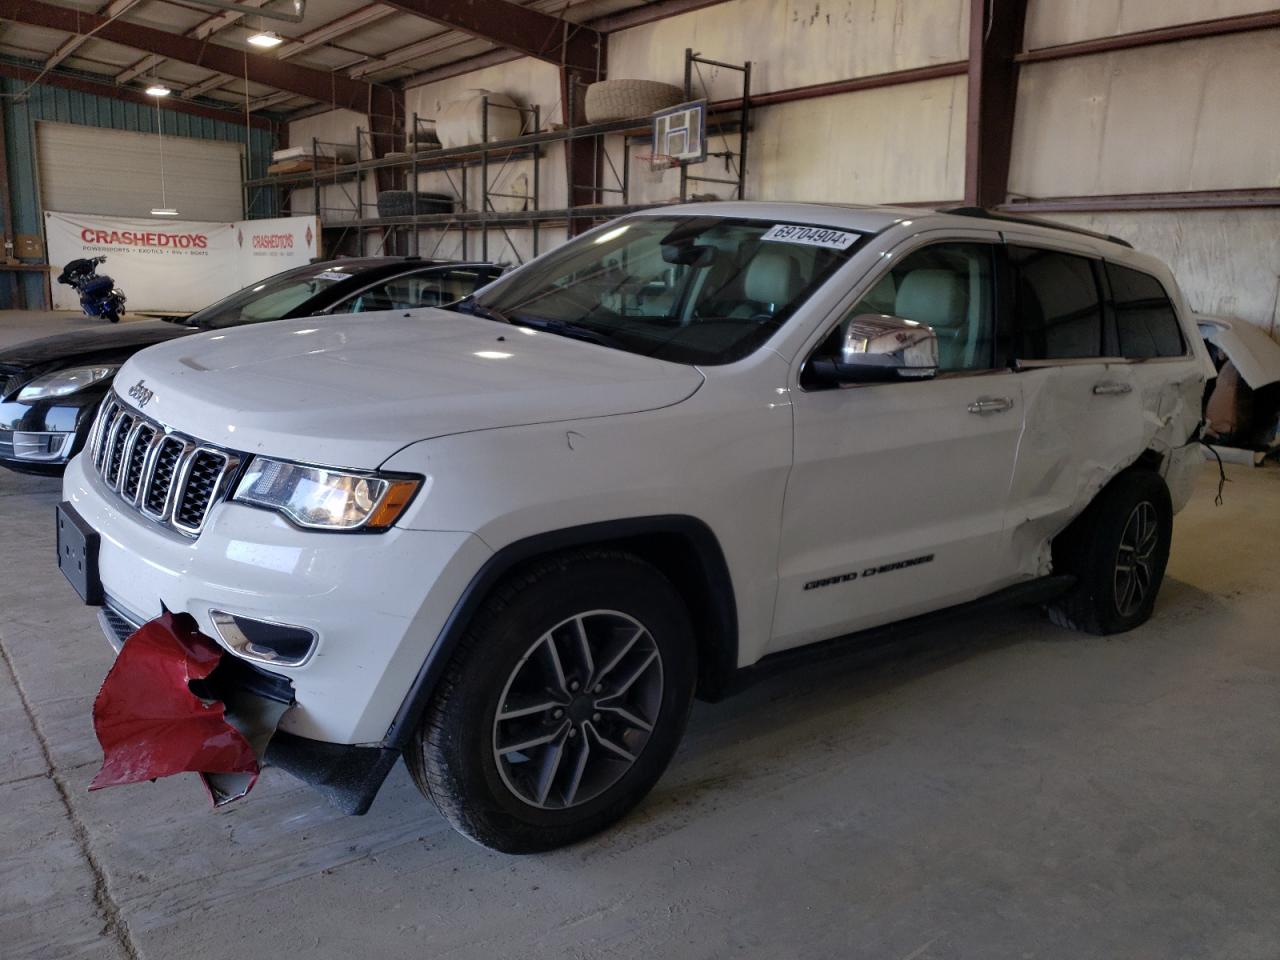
90,611 -> 260,798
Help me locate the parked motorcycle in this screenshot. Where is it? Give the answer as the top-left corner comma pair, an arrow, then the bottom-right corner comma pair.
57,256 -> 127,323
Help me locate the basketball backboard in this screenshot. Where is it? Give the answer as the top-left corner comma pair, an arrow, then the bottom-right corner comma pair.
652,100 -> 707,164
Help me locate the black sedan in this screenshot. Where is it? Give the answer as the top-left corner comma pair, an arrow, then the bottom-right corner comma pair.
0,257 -> 502,475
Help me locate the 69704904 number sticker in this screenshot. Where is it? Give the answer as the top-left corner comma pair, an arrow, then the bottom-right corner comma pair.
760,224 -> 859,250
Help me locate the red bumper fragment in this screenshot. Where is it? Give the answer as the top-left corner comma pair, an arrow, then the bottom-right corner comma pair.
91,611 -> 289,806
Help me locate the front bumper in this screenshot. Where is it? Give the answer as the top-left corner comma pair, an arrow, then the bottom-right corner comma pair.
93,602 -> 399,814
0,396 -> 97,474
62,452 -> 493,746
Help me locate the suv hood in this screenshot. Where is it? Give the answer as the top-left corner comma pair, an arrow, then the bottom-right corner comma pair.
113,309 -> 705,467
0,320 -> 190,374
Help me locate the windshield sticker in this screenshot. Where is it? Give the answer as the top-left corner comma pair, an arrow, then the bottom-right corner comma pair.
761,224 -> 859,250
314,271 -> 350,282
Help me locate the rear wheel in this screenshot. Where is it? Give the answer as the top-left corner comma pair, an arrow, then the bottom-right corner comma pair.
407,550 -> 696,853
1046,469 -> 1173,635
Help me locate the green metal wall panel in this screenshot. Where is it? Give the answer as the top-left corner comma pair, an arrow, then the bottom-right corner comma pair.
1,76 -> 277,308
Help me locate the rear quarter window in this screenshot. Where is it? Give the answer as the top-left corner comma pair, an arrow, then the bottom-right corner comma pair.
1106,263 -> 1186,359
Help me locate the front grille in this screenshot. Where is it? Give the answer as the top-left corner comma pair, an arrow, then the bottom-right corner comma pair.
0,429 -> 12,458
121,424 -> 155,499
90,395 -> 240,538
174,449 -> 230,532
143,437 -> 184,516
104,413 -> 134,486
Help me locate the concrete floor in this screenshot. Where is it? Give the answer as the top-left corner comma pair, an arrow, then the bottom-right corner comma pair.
2,317 -> 1279,959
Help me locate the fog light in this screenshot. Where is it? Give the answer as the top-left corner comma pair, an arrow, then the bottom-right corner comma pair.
210,610 -> 317,667
14,431 -> 73,460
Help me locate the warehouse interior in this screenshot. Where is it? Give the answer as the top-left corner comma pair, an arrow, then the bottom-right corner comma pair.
1,0 -> 1279,958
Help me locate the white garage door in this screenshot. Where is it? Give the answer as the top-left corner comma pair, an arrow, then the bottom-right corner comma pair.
37,121 -> 244,221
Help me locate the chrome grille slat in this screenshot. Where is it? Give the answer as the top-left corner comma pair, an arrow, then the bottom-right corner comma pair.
93,401 -> 120,472
89,393 -> 238,538
104,413 -> 134,488
120,427 -> 156,504
173,448 -> 230,534
141,436 -> 187,519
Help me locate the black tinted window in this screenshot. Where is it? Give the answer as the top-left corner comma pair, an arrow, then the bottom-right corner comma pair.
1010,246 -> 1103,360
1107,263 -> 1185,358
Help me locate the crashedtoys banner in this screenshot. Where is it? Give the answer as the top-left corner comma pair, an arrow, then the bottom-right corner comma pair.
45,212 -> 320,312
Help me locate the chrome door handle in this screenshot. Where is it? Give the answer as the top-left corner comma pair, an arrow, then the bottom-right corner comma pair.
1092,381 -> 1133,396
967,396 -> 1014,415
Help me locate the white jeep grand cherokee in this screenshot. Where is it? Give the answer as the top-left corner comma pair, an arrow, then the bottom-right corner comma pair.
59,203 -> 1208,851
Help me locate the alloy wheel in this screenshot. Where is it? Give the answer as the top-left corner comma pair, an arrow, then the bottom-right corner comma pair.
1114,501 -> 1159,617
492,610 -> 664,810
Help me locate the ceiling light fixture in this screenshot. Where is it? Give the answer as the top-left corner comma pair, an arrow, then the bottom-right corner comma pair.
247,31 -> 284,48
145,84 -> 171,97
149,95 -> 178,219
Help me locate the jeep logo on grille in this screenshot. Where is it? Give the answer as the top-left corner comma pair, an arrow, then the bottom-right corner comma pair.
127,379 -> 154,409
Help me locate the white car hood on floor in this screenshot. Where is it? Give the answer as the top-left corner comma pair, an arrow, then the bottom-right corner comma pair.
111,309 -> 705,467
1198,315 -> 1280,389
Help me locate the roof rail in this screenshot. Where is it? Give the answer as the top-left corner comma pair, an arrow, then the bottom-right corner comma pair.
941,206 -> 1134,248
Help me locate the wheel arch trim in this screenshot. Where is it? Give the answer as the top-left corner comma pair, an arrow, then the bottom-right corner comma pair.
381,514 -> 740,755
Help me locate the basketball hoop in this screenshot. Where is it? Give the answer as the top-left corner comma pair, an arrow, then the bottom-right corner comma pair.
635,152 -> 678,184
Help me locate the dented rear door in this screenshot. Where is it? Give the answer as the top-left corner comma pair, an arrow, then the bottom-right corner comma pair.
1000,239 -> 1146,577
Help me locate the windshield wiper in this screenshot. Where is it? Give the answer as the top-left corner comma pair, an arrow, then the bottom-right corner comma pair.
513,316 -> 626,350
450,297 -> 512,325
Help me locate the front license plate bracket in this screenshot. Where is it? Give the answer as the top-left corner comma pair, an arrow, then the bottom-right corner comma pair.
56,501 -> 102,605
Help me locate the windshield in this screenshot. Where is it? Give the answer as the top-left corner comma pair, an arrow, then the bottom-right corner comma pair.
468,216 -> 864,365
185,262 -> 361,329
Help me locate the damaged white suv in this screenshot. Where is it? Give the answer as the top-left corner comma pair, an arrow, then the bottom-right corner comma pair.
58,203 -> 1208,852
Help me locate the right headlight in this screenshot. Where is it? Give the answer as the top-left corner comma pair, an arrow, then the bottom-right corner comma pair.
233,457 -> 421,532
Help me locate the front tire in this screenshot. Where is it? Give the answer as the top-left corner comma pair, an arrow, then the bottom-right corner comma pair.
407,549 -> 697,853
1046,469 -> 1173,635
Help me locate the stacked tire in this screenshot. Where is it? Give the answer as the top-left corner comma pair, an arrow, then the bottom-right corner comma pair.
584,80 -> 685,123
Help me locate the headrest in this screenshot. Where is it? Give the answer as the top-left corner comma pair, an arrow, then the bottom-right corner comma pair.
744,249 -> 802,307
894,269 -> 966,329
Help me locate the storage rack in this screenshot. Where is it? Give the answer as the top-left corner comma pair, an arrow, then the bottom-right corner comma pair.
242,50 -> 752,264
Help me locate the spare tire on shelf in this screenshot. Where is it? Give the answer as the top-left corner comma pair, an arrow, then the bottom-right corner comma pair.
584,80 -> 684,123
376,191 -> 455,218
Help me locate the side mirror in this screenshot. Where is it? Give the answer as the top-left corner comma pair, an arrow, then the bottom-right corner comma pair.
809,314 -> 939,385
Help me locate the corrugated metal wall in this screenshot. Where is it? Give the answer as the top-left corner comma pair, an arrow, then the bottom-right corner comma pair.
1,76 -> 276,308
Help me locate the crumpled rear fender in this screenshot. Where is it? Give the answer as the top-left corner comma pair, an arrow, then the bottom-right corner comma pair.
1007,360 -> 1204,577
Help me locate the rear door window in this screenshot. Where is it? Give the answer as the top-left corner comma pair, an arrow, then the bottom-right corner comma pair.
1106,262 -> 1186,359
1009,246 -> 1103,360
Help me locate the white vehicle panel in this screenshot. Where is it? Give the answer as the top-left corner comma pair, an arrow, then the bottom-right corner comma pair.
774,371 -> 1026,650
383,349 -> 796,670
115,309 -> 704,468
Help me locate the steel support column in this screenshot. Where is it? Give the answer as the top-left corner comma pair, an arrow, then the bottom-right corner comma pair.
964,0 -> 1028,208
